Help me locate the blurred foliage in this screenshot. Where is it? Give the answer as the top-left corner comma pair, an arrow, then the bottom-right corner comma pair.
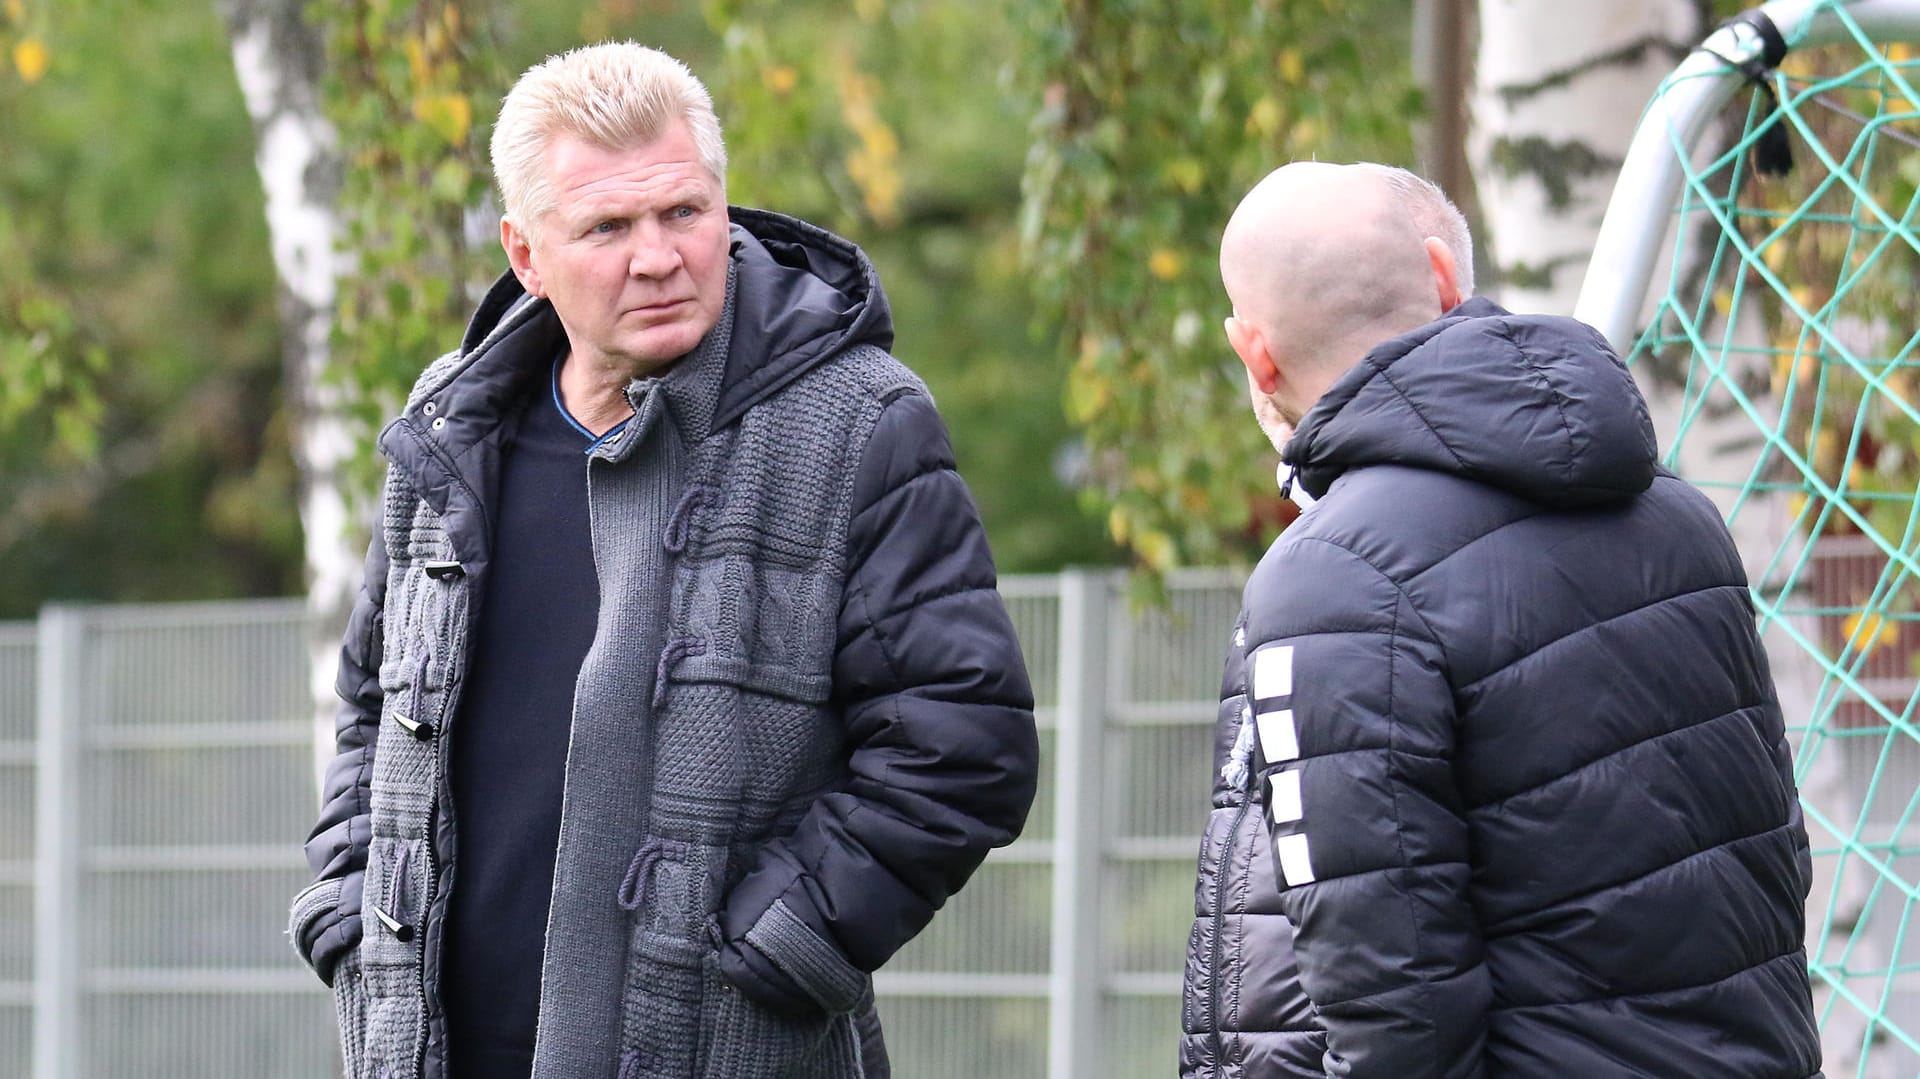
0,0 -> 1441,618
314,0 -> 507,493
1737,43 -> 1920,546
1012,0 -> 1422,578
694,0 -> 1115,571
325,0 -> 1113,571
0,0 -> 298,616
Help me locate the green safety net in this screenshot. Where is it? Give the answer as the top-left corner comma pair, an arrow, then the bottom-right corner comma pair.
1625,5 -> 1920,1071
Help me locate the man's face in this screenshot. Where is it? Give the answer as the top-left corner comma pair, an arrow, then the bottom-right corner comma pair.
506,122 -> 730,374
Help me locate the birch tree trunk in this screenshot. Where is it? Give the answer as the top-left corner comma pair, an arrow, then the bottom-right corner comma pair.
216,0 -> 357,777
1469,0 -> 1703,315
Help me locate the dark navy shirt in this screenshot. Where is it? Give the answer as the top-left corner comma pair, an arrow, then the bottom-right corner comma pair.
440,361 -> 628,1079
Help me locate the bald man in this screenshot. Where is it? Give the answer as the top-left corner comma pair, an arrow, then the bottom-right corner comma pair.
1181,163 -> 1821,1079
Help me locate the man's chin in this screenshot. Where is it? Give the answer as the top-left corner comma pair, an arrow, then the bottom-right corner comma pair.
615,324 -> 713,369
1252,409 -> 1294,454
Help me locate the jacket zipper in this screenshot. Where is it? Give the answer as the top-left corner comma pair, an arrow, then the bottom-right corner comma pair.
416,570 -> 471,1079
1207,762 -> 1256,1076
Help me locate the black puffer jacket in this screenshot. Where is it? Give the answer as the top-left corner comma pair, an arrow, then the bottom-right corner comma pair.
1234,299 -> 1821,1077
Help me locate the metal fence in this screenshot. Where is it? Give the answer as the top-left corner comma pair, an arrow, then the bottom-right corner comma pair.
0,569 -> 1237,1079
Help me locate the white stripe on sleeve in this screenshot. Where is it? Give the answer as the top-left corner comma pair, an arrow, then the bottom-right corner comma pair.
1275,832 -> 1315,886
1251,644 -> 1294,702
1256,708 -> 1299,763
1269,769 -> 1303,824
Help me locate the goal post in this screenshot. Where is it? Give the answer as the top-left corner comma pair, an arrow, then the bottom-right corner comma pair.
1578,2 -> 1920,1072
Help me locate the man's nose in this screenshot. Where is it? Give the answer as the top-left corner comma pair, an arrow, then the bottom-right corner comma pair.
627,227 -> 683,279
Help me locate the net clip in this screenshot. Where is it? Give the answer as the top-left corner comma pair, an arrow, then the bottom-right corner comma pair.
1704,8 -> 1794,177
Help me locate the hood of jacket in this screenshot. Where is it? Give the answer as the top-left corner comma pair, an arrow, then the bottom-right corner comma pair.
1283,297 -> 1658,508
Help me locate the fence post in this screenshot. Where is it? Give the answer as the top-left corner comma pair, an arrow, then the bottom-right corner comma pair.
1049,569 -> 1113,1079
34,607 -> 83,1079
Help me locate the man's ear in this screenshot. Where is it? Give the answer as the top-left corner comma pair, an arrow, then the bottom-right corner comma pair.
1225,315 -> 1280,394
1425,236 -> 1463,313
502,216 -> 546,298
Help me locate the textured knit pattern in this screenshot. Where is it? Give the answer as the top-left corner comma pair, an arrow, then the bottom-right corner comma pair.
533,376 -> 688,1079
290,209 -> 1039,1079
1236,299 -> 1821,1078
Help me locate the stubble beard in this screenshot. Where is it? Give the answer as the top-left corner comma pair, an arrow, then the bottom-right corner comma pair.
1250,389 -> 1297,455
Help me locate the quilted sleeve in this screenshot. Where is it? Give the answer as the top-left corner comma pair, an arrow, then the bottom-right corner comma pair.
1244,537 -> 1488,1078
713,387 -> 1039,1014
288,531 -> 388,986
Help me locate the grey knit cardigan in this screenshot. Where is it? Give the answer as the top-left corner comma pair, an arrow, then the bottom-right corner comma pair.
289,209 -> 1040,1079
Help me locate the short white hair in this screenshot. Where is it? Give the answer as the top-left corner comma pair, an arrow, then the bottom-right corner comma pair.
491,42 -> 727,226
1359,164 -> 1475,296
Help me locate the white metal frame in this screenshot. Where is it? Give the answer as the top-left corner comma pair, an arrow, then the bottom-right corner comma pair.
1574,0 -> 1920,351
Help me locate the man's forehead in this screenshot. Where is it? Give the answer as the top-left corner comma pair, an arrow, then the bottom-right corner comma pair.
546,138 -> 719,207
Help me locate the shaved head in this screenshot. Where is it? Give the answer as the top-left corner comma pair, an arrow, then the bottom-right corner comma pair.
1220,162 -> 1469,447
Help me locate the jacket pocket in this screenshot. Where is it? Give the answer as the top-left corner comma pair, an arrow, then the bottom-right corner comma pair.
288,875 -> 345,981
332,953 -> 370,1079
741,899 -> 870,1015
698,950 -> 865,1079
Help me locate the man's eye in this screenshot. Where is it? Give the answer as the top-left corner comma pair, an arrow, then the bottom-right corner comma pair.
591,220 -> 620,234
671,206 -> 696,219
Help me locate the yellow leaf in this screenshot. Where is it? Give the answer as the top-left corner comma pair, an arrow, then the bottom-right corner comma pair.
4,0 -> 21,23
1108,504 -> 1131,546
763,64 -> 798,96
412,92 -> 472,146
1066,370 -> 1111,423
1814,429 -> 1840,468
1277,49 -> 1304,86
1246,95 -> 1282,138
405,37 -> 430,89
1136,528 -> 1175,571
13,37 -> 47,84
1770,351 -> 1794,398
1149,248 -> 1184,281
854,0 -> 884,19
1843,611 -> 1899,653
1164,157 -> 1204,195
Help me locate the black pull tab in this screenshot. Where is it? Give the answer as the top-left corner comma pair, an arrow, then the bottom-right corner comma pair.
373,905 -> 415,943
394,712 -> 437,742
424,560 -> 465,580
1711,9 -> 1794,177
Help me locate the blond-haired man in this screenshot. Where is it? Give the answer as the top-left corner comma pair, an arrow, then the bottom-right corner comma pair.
1183,162 -> 1821,1077
288,43 -> 1038,1079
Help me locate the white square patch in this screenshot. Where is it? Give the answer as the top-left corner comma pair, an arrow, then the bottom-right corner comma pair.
1269,769 -> 1303,824
1251,645 -> 1294,702
1256,709 -> 1299,763
1275,832 -> 1316,886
